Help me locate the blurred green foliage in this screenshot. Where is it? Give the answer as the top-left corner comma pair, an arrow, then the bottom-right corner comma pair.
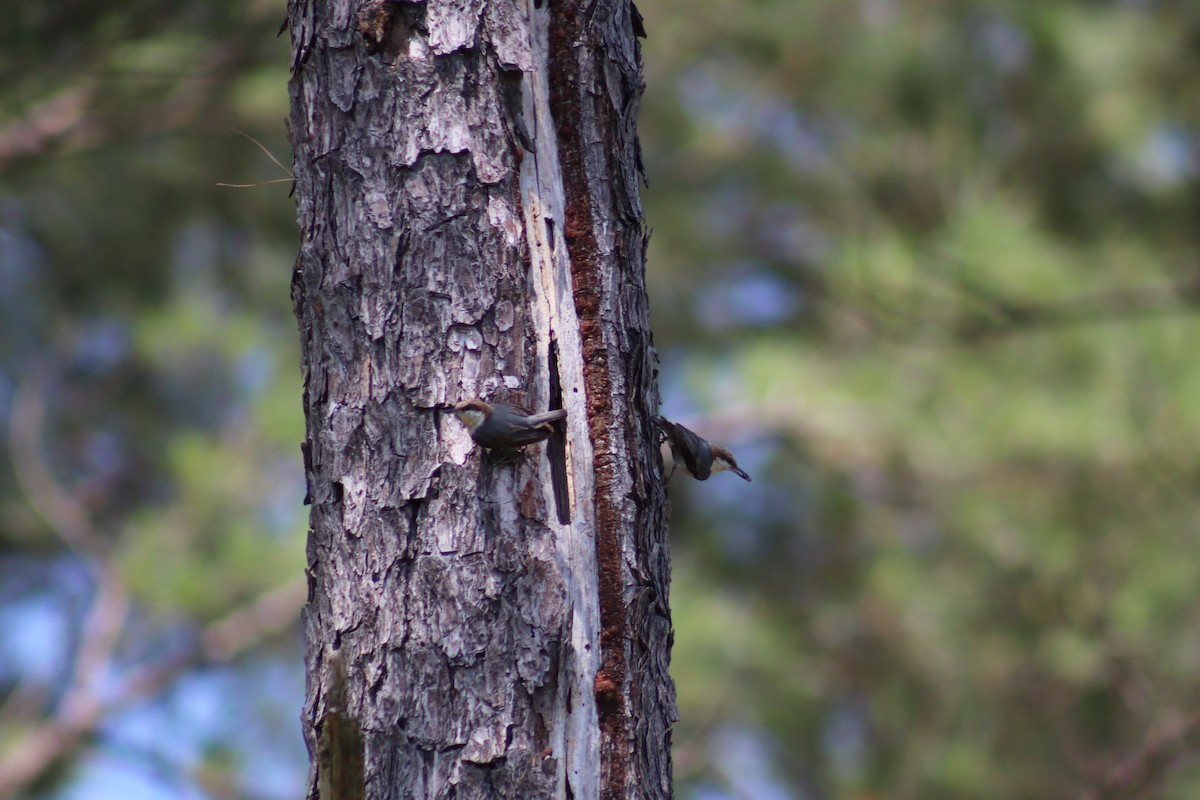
3,0 -> 1200,798
0,2 -> 304,797
643,1 -> 1200,798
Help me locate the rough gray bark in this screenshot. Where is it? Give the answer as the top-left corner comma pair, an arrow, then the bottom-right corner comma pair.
287,0 -> 673,799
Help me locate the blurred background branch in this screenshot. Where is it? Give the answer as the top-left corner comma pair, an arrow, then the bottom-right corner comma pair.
1081,711 -> 1200,800
0,367 -> 305,796
1,369 -> 131,795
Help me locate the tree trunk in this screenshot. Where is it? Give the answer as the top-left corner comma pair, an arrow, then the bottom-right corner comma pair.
287,0 -> 673,797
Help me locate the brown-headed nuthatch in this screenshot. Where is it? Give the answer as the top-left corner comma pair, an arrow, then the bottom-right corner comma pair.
449,399 -> 566,448
657,416 -> 751,482
449,399 -> 571,523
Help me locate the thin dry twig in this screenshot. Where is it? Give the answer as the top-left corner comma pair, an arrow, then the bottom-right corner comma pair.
216,128 -> 293,188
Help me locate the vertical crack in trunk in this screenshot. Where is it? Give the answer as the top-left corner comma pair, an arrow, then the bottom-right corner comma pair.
546,4 -> 631,799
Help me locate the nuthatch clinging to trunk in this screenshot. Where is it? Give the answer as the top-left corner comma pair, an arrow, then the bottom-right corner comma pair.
657,416 -> 751,482
449,399 -> 566,448
448,399 -> 572,523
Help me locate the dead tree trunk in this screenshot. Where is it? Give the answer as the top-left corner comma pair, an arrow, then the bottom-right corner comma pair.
288,0 -> 673,798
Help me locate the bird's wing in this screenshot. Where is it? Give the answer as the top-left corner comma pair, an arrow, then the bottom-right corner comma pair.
493,416 -> 553,446
660,418 -> 713,480
525,408 -> 567,427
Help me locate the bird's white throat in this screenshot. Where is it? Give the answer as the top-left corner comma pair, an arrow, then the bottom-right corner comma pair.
457,409 -> 486,432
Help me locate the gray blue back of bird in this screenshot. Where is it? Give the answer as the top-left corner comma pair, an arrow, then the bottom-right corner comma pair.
474,404 -> 563,448
661,418 -> 714,480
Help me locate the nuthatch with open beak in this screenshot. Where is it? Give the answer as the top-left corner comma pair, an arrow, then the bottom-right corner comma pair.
448,399 -> 566,448
657,417 -> 751,482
